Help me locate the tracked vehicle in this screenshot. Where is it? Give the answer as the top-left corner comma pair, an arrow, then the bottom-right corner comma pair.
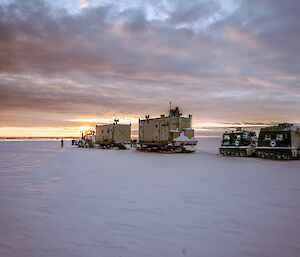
256,123 -> 300,160
76,130 -> 96,148
75,120 -> 131,149
219,128 -> 257,157
138,106 -> 197,153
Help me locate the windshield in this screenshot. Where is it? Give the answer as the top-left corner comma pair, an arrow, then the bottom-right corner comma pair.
223,134 -> 230,140
263,132 -> 287,141
235,134 -> 241,140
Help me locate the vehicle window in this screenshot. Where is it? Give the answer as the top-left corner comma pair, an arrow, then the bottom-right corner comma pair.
224,135 -> 230,140
276,134 -> 283,141
264,134 -> 271,140
242,132 -> 249,139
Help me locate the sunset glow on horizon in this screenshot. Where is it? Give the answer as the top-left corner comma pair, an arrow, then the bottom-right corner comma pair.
1,120 -> 296,138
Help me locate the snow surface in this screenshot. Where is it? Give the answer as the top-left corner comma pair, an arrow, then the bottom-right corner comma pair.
174,132 -> 193,142
0,138 -> 300,257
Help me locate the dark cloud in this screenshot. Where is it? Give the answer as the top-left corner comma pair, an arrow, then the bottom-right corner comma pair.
0,0 -> 299,133
211,0 -> 300,75
166,0 -> 220,27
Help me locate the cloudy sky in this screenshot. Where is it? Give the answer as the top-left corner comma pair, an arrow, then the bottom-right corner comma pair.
0,0 -> 299,137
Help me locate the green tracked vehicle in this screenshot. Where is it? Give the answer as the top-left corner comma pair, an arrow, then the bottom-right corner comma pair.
256,123 -> 300,160
219,128 -> 257,157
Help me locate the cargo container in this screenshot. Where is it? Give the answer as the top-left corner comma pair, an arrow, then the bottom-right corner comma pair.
256,123 -> 300,160
138,106 -> 197,153
95,121 -> 131,149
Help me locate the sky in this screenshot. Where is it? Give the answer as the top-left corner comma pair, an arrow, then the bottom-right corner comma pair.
0,0 -> 299,137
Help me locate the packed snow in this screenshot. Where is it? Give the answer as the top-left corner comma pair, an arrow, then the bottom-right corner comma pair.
174,132 -> 194,142
0,138 -> 300,257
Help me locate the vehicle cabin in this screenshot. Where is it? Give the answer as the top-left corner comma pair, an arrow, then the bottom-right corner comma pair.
221,128 -> 257,147
258,123 -> 300,148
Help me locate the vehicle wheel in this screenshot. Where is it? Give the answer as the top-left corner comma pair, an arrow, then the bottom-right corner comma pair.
239,152 -> 245,157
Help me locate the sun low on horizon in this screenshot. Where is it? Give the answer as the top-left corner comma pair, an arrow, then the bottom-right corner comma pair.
0,0 -> 299,138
